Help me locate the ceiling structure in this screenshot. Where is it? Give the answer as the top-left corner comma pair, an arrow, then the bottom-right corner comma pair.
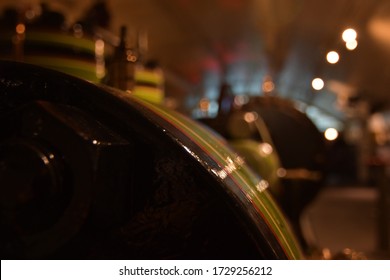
1,0 -> 390,130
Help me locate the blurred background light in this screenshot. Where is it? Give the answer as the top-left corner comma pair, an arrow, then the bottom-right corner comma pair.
346,39 -> 358,50
326,51 -> 340,64
258,143 -> 273,156
324,127 -> 339,141
16,23 -> 25,34
342,28 -> 357,43
312,78 -> 324,90
244,111 -> 258,123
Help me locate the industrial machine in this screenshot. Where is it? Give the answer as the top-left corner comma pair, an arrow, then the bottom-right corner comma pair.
199,93 -> 326,250
0,60 -> 302,259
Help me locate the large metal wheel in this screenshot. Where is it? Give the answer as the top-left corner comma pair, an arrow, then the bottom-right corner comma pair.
0,60 -> 302,259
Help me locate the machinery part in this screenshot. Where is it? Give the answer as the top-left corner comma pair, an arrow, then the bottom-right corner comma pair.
200,95 -> 326,252
0,60 -> 302,259
0,100 -> 133,258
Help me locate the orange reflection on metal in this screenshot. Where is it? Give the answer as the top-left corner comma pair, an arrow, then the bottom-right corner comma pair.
199,98 -> 210,112
244,112 -> 258,123
16,23 -> 25,34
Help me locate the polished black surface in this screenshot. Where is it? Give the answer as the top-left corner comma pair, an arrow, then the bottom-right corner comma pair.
0,60 -> 291,259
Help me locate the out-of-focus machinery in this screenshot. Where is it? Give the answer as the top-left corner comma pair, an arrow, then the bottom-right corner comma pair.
0,60 -> 303,260
0,4 -> 302,259
199,88 -> 327,252
0,2 -> 164,104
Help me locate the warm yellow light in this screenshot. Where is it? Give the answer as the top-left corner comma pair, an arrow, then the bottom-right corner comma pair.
342,28 -> 357,43
312,78 -> 324,90
324,128 -> 339,141
346,39 -> 358,50
326,51 -> 339,64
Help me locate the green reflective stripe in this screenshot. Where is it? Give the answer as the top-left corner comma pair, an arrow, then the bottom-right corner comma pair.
175,114 -> 301,259
26,32 -> 96,54
132,86 -> 164,104
133,97 -> 303,259
135,69 -> 164,84
24,56 -> 99,82
229,140 -> 282,195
